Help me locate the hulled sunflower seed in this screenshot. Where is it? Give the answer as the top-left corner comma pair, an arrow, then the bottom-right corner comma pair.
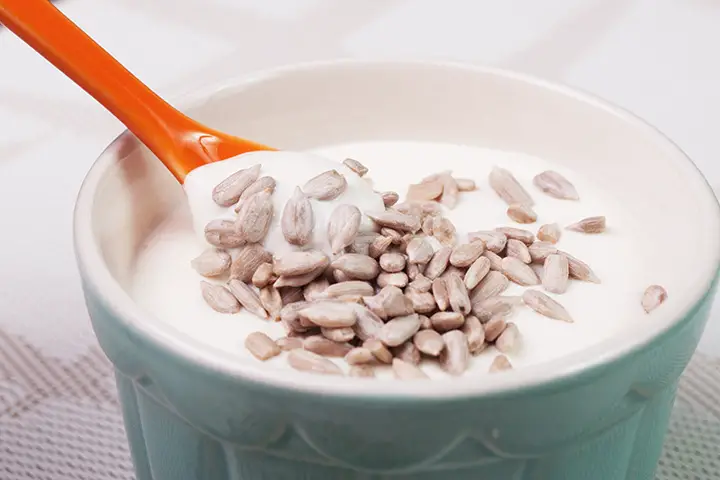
235,190 -> 274,243
245,332 -> 280,360
432,277 -> 450,311
507,203 -> 537,224
212,164 -> 261,207
469,231 -> 506,253
379,313 -> 421,347
495,227 -> 535,245
446,273 -> 472,315
288,349 -> 342,375
252,262 -> 275,288
352,304 -> 385,341
364,338 -> 393,364
455,178 -> 476,191
326,281 -> 374,298
533,170 -> 579,200
280,301 -> 313,333
470,271 -> 510,304
273,250 -> 329,277
200,281 -> 241,314
567,216 -> 606,234
367,211 -> 420,233
472,296 -> 521,322
489,166 -> 534,206
440,330 -> 470,376
407,274 -> 433,293
392,341 -> 421,365
303,335 -> 353,357
379,252 -> 407,273
424,247 -> 452,280
274,264 -> 326,288
393,358 -> 429,380
381,286 -> 416,317
381,227 -> 402,244
421,215 -> 436,236
406,237 -> 434,265
205,219 -> 246,248
227,279 -> 269,319
506,239 -> 532,264
298,301 -> 357,328
230,244 -> 272,283
450,241 -> 485,268
345,347 -> 374,365
461,315 -> 486,353
489,355 -> 513,373
561,251 -> 601,283
321,326 -> 355,343
407,180 -> 444,202
543,254 -> 569,294
432,216 -> 458,246
239,176 -> 276,202
413,329 -> 445,356
259,286 -> 282,320
537,223 -> 561,244
406,262 -> 424,281
331,253 -> 380,281
495,322 -> 520,354
349,365 -> 376,377
327,204 -> 362,254
529,241 -> 558,264
482,251 -> 504,271
405,290 -> 437,314
465,256 -> 491,290
377,272 -> 409,288
191,249 -> 232,277
440,174 -> 460,208
484,315 -> 507,342
368,235 -> 393,259
431,311 -> 465,332
276,336 -> 303,351
642,285 -> 668,313
381,191 -> 400,207
502,256 -> 540,286
522,289 -> 573,322
281,187 -> 314,246
303,277 -> 330,301
303,169 -> 347,200
419,314 -> 432,329
343,158 -> 368,177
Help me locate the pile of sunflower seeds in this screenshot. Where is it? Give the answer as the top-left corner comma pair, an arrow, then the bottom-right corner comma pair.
192,159 -> 667,379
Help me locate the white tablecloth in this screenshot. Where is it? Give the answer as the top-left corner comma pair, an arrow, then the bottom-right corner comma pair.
0,1 -> 718,478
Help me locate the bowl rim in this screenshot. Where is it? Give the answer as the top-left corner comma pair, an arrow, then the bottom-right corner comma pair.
73,59 -> 720,400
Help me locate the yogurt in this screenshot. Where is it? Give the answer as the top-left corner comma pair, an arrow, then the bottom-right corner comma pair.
130,141 -> 642,377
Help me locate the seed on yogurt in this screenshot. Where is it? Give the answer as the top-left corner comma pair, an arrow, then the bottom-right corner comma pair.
239,176 -> 276,202
367,211 -> 421,233
303,335 -> 353,357
439,330 -> 470,376
200,281 -> 241,314
273,250 -> 329,277
381,191 -> 400,207
343,158 -> 368,177
455,178 -> 476,191
276,336 -> 303,351
235,190 -> 274,244
567,216 -> 606,234
327,204 -> 362,254
392,358 -> 429,380
252,262 -> 275,288
537,223 -> 561,244
484,315 -> 508,342
391,341 -> 421,365
212,164 -> 261,207
495,227 -> 535,245
542,254 -> 569,294
281,187 -> 314,246
461,315 -> 486,354
533,170 -> 579,200
506,239 -> 532,264
364,338 -> 393,364
489,166 -> 534,206
245,332 -> 280,361
406,180 -> 444,202
642,285 -> 668,313
507,203 -> 538,224
191,248 -> 231,277
468,230 -> 507,254
345,347 -> 374,365
489,354 -> 513,373
288,349 -> 343,375
227,279 -> 269,320
349,365 -> 376,377
561,251 -> 601,283
302,169 -> 347,200
413,329 -> 445,356
502,256 -> 540,286
522,289 -> 573,323
204,219 -> 246,248
495,322 -> 520,354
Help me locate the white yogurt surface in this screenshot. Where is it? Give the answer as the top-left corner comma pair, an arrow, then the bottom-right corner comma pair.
131,141 -> 642,378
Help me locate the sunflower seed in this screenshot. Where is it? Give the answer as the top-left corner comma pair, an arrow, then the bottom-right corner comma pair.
446,273 -> 472,314
303,335 -> 353,357
489,355 -> 513,373
331,253 -> 380,280
362,294 -> 387,320
227,279 -> 269,319
464,256 -> 491,290
419,315 -> 432,329
368,235 -> 393,259
470,271 -> 510,304
567,216 -> 606,234
433,216 -> 458,246
273,250 -> 329,277
472,296 -> 521,322
537,223 -> 561,244
379,314 -> 421,347
244,332 -> 280,360
432,277 -> 450,311
352,305 -> 385,341
298,301 -> 357,327
377,272 -> 409,288
191,249 -> 232,277
302,170 -> 347,200
205,219 -> 246,248
380,286 -> 415,317
367,211 -> 420,233
440,330 -> 470,376
461,315 -> 486,353
381,228 -> 403,244
288,349 -> 342,375
229,244 -> 271,282
406,262 -> 424,281
239,176 -> 276,202
349,365 -> 376,377
343,158 -> 368,177
364,338 -> 393,364
407,180 -> 444,202
405,290 -> 437,314
507,204 -> 538,224
431,311 -> 465,332
533,170 -> 579,200
469,231 -> 506,253
392,341 -> 421,365
502,256 -> 540,286
489,166 -> 534,206
235,190 -> 274,243
642,285 -> 668,313
280,301 -> 313,333
495,227 -> 535,245
381,191 -> 400,207
561,251 -> 600,283
482,251 -> 504,271
529,241 -> 558,264
450,241 -> 485,268
440,174 -> 460,208
326,281 -> 374,298
413,329 -> 445,356
321,326 -> 355,343
495,322 -> 520,354
258,285 -> 282,320
281,187 -> 314,246
327,204 -> 362,254
379,253 -> 406,273
543,254 -> 569,294
484,315 -> 507,342
407,274 -> 433,293
276,336 -> 303,351
212,164 -> 261,207
421,215 -> 436,235
422,247 -> 451,280
522,289 -> 573,322
251,262 -> 275,288
200,281 -> 241,313
406,237 -> 434,265
455,178 -> 476,191
274,265 -> 326,288
393,358 -> 429,380
343,347 -> 373,366
504,239 -> 530,264
303,277 -> 330,301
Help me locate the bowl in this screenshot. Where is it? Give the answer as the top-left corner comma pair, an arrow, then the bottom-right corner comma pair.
74,60 -> 720,480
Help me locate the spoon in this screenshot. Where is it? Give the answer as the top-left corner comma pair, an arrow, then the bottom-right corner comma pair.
0,0 -> 274,182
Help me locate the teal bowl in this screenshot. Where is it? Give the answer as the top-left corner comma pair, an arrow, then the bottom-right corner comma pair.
73,61 -> 720,480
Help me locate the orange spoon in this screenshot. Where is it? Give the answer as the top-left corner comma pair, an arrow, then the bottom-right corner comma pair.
0,0 -> 274,182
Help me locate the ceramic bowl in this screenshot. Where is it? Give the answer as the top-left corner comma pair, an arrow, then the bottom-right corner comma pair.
74,60 -> 720,480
